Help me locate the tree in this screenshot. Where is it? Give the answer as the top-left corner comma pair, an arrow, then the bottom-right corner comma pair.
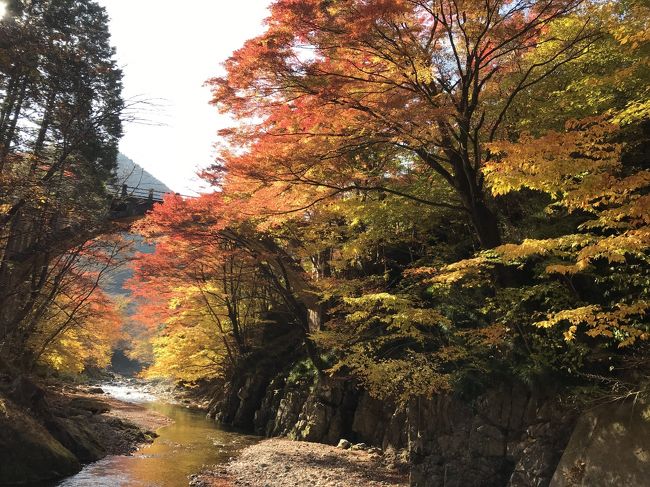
130,195 -> 315,378
418,114 -> 649,386
14,235 -> 129,373
0,0 -> 124,367
127,0 -> 648,404
208,0 -> 596,249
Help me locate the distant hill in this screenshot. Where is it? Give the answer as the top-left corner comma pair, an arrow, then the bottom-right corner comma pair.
115,153 -> 171,193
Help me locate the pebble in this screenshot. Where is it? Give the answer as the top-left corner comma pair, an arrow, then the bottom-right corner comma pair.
336,438 -> 351,449
199,438 -> 407,487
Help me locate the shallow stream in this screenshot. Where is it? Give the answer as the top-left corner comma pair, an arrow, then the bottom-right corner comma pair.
54,384 -> 258,487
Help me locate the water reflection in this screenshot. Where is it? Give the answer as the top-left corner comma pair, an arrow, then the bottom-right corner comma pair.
56,387 -> 258,487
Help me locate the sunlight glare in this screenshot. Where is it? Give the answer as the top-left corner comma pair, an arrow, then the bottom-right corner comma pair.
0,2 -> 6,20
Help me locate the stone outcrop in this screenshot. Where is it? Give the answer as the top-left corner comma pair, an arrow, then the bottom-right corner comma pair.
550,397 -> 650,487
285,376 -> 358,444
211,371 -> 581,487
253,374 -> 311,437
353,392 -> 407,451
0,376 -> 154,485
211,369 -> 408,451
409,383 -> 577,487
0,397 -> 80,484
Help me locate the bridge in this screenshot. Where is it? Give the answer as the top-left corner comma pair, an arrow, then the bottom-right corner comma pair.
109,184 -> 169,221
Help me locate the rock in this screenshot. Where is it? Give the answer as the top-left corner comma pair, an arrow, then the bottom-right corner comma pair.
87,387 -> 105,394
9,376 -> 49,414
337,439 -> 351,449
351,442 -> 368,450
549,398 -> 650,487
0,395 -> 80,484
46,416 -> 106,462
352,392 -> 407,450
470,424 -> 505,457
68,397 -> 110,415
409,383 -> 576,487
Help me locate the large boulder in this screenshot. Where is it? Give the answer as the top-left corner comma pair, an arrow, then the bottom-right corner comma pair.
0,396 -> 80,484
550,398 -> 650,487
45,416 -> 107,462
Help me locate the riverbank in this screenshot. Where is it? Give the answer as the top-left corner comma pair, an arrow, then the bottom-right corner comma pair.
0,377 -> 167,485
193,438 -> 408,487
101,392 -> 172,431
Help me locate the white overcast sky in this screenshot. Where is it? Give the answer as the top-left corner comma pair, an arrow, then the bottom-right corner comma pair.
97,1 -> 271,194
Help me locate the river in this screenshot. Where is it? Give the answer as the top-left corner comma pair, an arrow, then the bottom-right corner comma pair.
53,384 -> 258,487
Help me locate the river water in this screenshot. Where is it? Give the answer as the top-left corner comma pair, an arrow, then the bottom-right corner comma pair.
54,384 -> 258,487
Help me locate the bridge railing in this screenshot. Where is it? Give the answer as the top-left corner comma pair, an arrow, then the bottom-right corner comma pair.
108,184 -> 198,220
109,184 -> 168,203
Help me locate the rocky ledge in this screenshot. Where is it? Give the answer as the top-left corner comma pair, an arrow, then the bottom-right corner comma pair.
0,376 -> 168,485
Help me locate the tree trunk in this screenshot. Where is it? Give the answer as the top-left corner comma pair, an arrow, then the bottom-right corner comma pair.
467,198 -> 502,249
0,77 -> 28,170
0,73 -> 19,135
451,155 -> 502,250
417,145 -> 503,250
33,91 -> 56,158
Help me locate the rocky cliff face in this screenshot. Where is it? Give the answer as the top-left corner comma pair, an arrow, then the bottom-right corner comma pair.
209,370 -> 579,487
209,369 -> 407,451
409,384 -> 577,487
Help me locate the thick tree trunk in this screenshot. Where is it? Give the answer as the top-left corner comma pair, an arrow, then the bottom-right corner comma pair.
467,198 -> 502,249
417,145 -> 503,250
452,156 -> 502,250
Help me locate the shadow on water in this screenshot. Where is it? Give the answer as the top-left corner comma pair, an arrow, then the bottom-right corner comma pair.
50,386 -> 259,487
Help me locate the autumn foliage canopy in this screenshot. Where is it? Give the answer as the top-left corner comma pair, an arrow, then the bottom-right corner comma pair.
132,0 -> 649,401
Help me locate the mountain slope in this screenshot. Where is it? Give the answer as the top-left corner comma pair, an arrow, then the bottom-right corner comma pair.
115,153 -> 171,193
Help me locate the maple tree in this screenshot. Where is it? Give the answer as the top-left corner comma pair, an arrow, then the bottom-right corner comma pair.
129,193 -> 325,378
15,235 -> 129,373
129,231 -> 270,378
208,0 -> 597,249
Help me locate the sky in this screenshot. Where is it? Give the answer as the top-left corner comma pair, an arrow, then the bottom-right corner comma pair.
96,1 -> 271,195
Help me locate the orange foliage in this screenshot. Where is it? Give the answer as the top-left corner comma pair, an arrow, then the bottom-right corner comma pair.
206,0 -> 592,247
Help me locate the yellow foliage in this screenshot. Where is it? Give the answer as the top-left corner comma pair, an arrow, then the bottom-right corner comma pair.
342,292 -> 449,339
328,353 -> 452,405
35,295 -> 122,374
145,322 -> 227,382
536,301 -> 649,347
495,235 -> 592,262
426,257 -> 491,286
485,119 -> 622,208
424,112 -> 649,353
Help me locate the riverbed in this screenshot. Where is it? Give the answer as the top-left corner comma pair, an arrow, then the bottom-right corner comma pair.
53,384 -> 258,487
